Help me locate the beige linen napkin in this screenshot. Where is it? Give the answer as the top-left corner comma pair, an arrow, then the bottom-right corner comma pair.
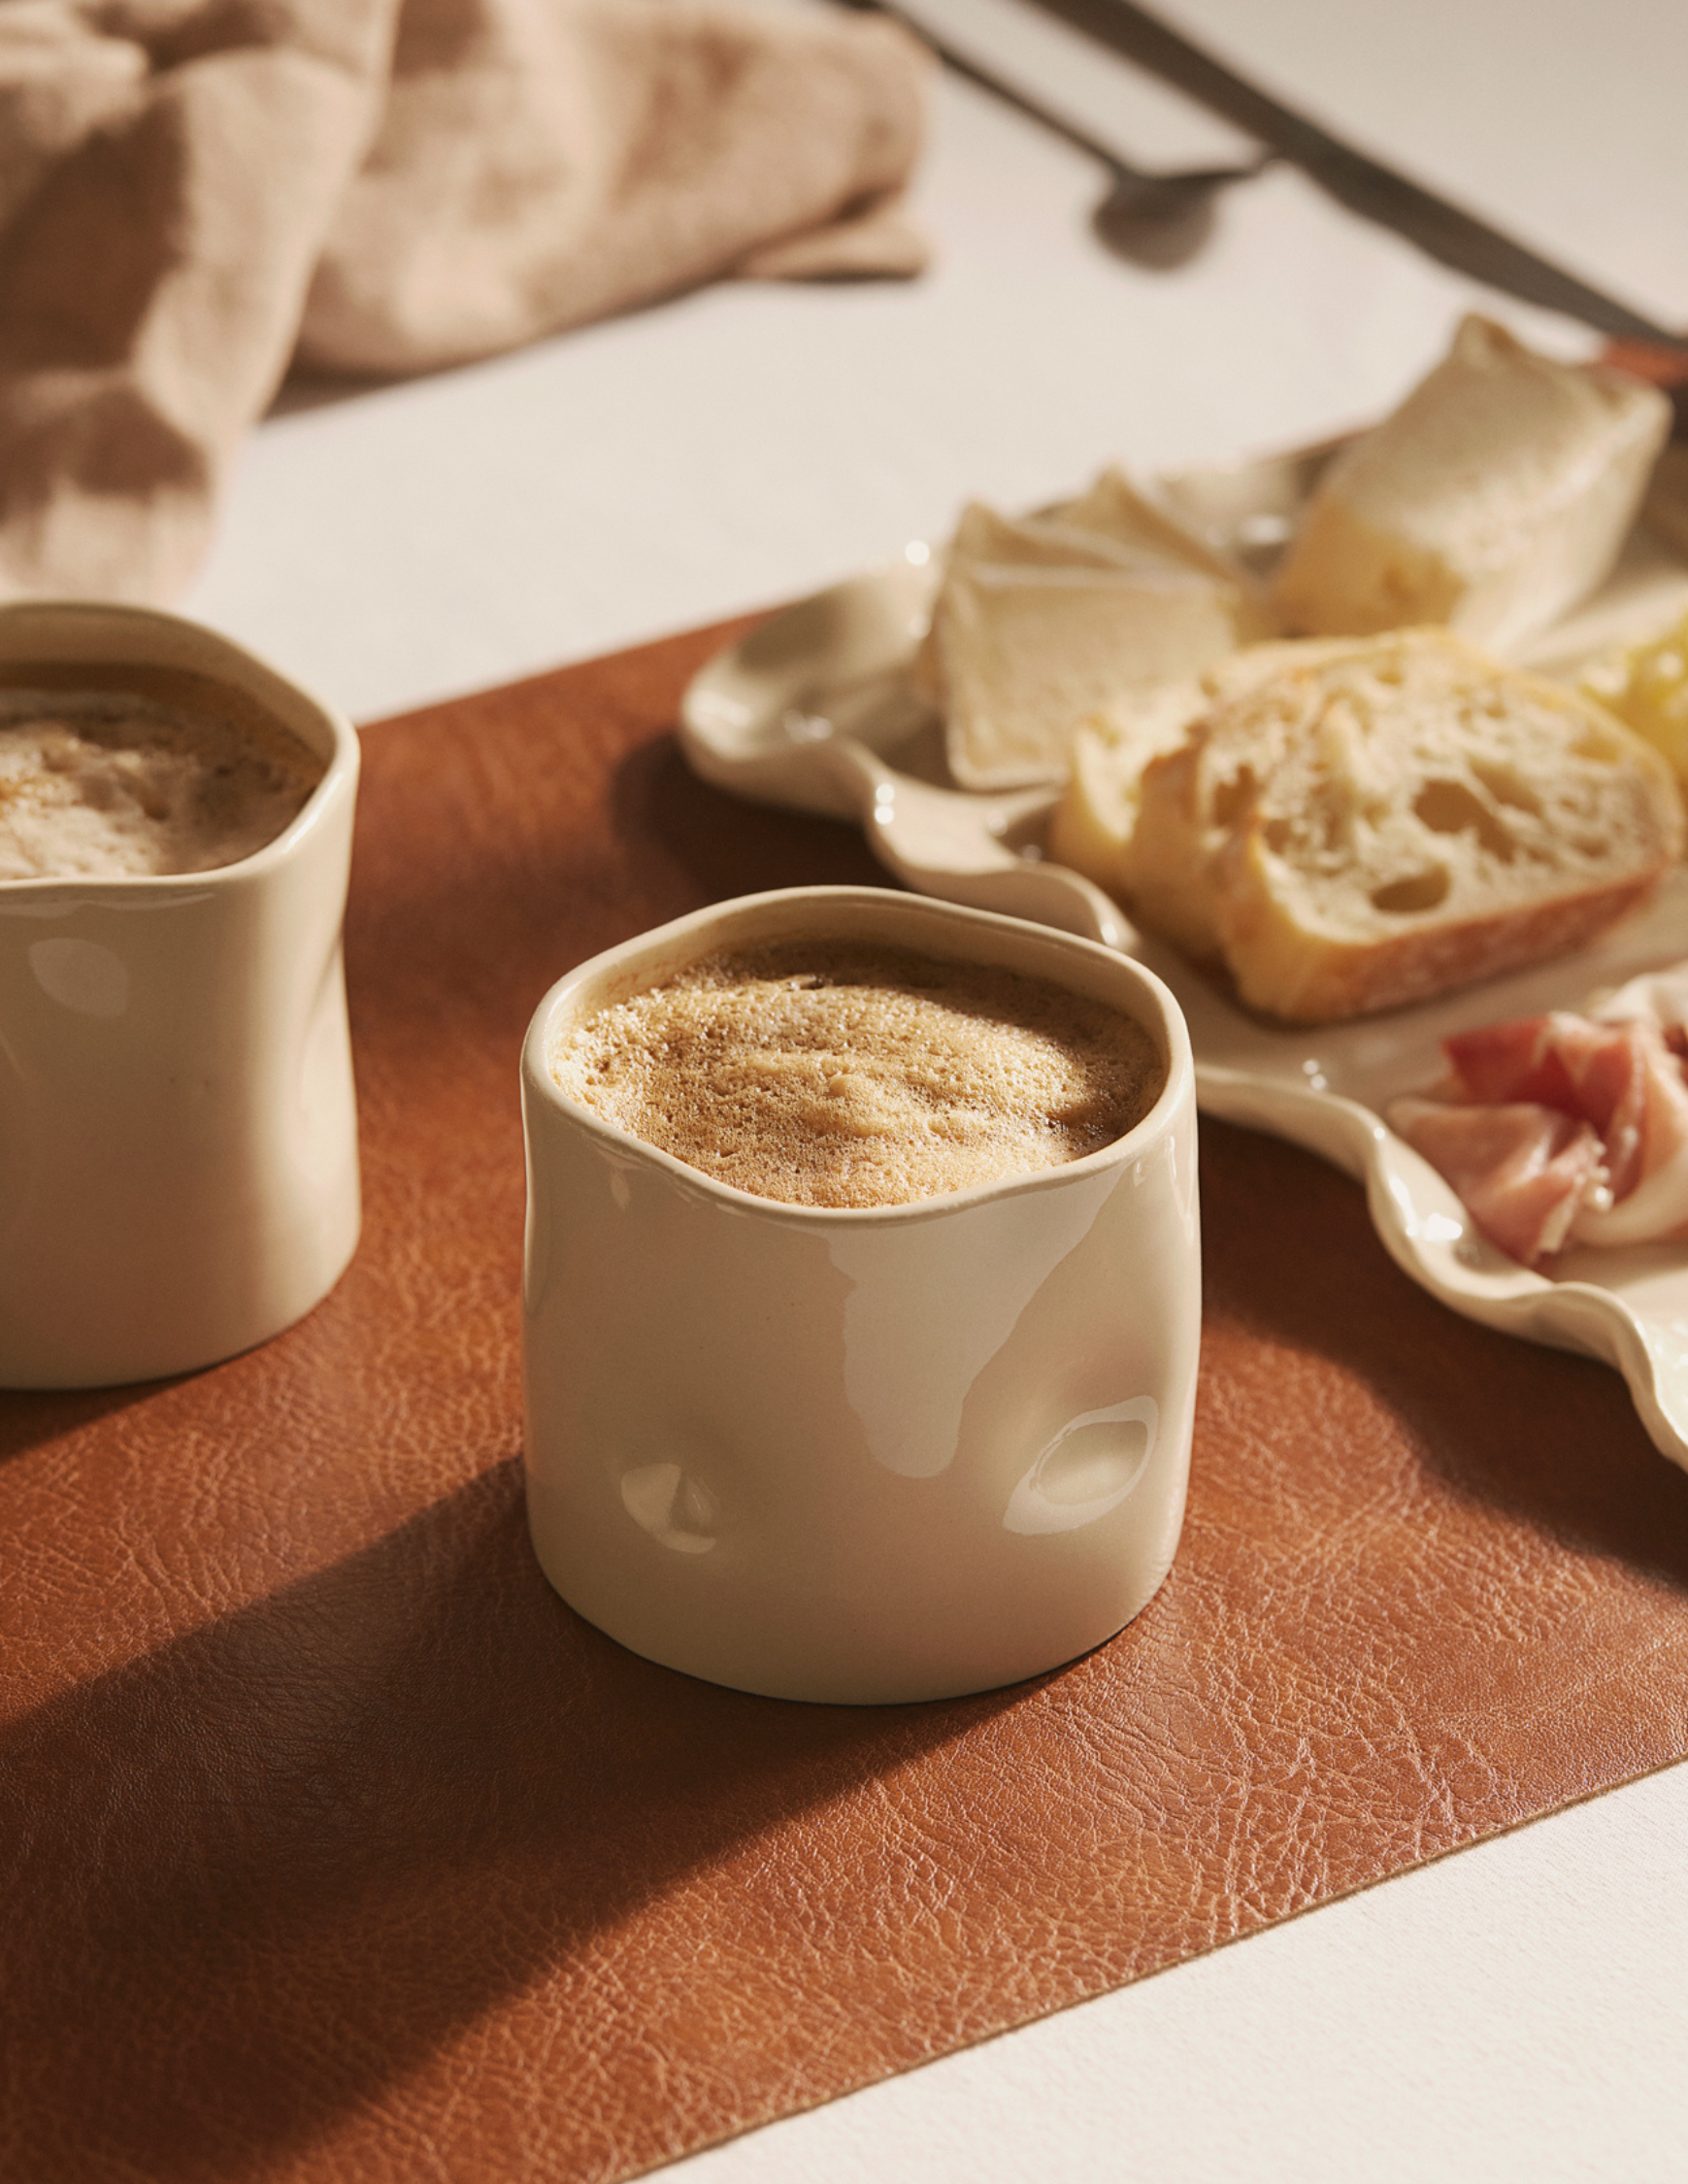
0,0 -> 929,605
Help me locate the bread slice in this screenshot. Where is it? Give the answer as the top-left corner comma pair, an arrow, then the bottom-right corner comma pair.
1045,678 -> 1207,893
1273,315 -> 1671,652
1065,638 -> 1360,945
1121,628 -> 1684,1023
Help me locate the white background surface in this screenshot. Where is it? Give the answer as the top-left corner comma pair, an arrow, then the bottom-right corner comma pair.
178,4 -> 1688,2175
1148,0 -> 1688,329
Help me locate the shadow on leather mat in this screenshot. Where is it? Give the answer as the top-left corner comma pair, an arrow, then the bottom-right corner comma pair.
1198,1116 -> 1688,1587
0,1461 -> 1016,2183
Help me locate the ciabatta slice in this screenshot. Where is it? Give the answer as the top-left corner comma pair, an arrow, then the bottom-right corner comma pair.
1101,639 -> 1365,955
1125,628 -> 1684,1022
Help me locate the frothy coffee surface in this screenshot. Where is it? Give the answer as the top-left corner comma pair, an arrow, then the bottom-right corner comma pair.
551,940 -> 1165,1208
0,689 -> 324,880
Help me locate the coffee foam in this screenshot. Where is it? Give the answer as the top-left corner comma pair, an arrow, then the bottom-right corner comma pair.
0,688 -> 324,880
551,939 -> 1164,1208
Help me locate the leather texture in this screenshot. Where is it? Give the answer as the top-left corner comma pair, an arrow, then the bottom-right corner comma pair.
4,616 -> 1688,2184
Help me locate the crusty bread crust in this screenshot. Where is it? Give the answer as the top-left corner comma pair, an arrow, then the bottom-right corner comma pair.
1117,739 -> 1221,958
1111,639 -> 1369,956
1120,627 -> 1684,1023
1218,844 -> 1666,1023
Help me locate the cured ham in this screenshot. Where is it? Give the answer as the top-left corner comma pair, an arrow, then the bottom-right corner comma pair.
1386,964 -> 1688,1266
1386,1096 -> 1605,1264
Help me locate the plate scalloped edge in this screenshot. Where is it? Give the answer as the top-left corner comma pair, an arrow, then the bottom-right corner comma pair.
1197,1064 -> 1688,1473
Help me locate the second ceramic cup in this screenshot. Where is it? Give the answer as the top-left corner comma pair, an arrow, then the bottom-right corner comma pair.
521,886 -> 1201,1704
0,601 -> 361,1388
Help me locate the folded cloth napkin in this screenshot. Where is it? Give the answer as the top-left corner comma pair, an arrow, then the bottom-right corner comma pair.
0,0 -> 930,605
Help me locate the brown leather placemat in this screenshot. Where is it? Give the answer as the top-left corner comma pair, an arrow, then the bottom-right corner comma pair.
5,617 -> 1688,2184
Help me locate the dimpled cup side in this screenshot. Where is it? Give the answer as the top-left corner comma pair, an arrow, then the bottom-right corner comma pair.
521,887 -> 1200,1705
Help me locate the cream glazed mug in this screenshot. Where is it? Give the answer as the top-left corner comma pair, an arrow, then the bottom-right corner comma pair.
521,886 -> 1201,1704
0,601 -> 361,1387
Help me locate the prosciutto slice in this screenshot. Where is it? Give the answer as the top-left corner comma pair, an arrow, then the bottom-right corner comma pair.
1386,1096 -> 1605,1263
1386,963 -> 1688,1266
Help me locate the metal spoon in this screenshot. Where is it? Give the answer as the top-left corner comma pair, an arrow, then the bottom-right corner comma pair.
1093,150 -> 1275,269
838,0 -> 1274,270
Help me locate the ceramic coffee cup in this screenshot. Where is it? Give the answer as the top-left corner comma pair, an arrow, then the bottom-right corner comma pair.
520,886 -> 1200,1704
0,601 -> 361,1387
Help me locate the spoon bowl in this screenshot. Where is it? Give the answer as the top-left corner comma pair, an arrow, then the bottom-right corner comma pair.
1094,152 -> 1275,269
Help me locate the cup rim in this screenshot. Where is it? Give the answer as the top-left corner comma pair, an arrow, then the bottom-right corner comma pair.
522,884 -> 1195,1226
0,599 -> 358,897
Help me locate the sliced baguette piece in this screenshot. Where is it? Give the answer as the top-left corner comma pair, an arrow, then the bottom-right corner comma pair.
1046,641 -> 1356,902
1045,678 -> 1208,892
1101,638 -> 1367,954
1273,315 -> 1671,652
1126,627 -> 1683,1023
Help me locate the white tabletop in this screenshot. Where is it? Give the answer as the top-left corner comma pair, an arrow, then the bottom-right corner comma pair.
1148,0 -> 1688,330
181,5 -> 1688,2175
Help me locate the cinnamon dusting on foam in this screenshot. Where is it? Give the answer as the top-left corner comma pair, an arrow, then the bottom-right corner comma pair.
550,940 -> 1163,1208
0,690 -> 323,880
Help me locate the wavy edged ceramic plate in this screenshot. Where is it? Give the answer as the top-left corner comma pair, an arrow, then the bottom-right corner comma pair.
679,456 -> 1688,1472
